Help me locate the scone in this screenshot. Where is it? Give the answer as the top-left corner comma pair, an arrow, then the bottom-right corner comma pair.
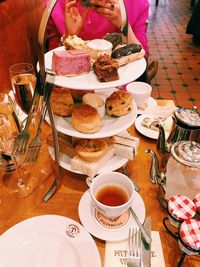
75,139 -> 108,162
70,89 -> 95,102
82,93 -> 105,117
51,87 -> 74,116
105,90 -> 132,116
71,104 -> 103,133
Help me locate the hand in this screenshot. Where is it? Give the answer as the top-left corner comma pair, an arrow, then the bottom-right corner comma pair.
64,0 -> 89,36
90,0 -> 122,31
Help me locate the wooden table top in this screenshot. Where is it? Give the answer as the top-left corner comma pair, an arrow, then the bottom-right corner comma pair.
0,100 -> 199,267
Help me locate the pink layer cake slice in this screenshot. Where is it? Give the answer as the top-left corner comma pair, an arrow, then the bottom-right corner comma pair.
52,49 -> 91,76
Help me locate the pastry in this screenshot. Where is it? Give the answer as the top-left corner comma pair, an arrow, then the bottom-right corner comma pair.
71,104 -> 103,133
61,34 -> 87,50
71,147 -> 115,178
86,39 -> 113,60
105,90 -> 132,116
111,44 -> 145,66
75,139 -> 108,162
93,54 -> 119,82
52,49 -> 90,76
51,87 -> 74,116
70,89 -> 95,102
82,93 -> 105,117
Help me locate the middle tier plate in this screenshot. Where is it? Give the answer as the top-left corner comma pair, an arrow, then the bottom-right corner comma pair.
45,101 -> 137,138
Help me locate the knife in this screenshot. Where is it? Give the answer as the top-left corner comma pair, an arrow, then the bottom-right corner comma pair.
141,217 -> 151,267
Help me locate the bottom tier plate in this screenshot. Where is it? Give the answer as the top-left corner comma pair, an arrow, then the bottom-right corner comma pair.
48,147 -> 128,175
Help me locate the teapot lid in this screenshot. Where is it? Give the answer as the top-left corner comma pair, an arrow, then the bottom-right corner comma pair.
171,141 -> 200,167
174,106 -> 200,128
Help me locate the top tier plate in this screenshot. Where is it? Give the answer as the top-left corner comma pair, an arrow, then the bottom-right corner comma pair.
44,46 -> 146,90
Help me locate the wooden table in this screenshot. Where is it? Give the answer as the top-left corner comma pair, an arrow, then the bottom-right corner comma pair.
0,100 -> 199,267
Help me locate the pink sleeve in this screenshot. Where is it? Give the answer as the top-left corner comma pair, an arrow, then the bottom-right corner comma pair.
125,0 -> 149,55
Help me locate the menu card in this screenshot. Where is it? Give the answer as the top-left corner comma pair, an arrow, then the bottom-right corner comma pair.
104,231 -> 165,267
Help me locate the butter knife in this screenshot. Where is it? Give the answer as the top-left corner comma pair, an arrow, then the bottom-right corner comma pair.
141,217 -> 151,267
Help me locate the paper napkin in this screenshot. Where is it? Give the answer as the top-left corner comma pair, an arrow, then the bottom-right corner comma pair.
104,231 -> 165,267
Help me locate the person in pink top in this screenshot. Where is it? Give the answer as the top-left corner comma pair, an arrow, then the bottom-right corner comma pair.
45,0 -> 149,54
45,0 -> 156,82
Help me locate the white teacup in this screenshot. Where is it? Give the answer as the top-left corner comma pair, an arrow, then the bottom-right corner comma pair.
126,82 -> 152,109
90,171 -> 134,219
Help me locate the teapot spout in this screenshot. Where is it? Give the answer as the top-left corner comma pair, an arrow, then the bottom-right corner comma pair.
145,149 -> 161,184
156,123 -> 170,155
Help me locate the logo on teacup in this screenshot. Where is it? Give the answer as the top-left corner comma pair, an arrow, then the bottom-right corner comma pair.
66,224 -> 80,238
94,208 -> 130,229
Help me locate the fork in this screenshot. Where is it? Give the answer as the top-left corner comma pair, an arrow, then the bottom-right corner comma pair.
127,228 -> 141,267
12,90 -> 39,155
24,81 -> 53,163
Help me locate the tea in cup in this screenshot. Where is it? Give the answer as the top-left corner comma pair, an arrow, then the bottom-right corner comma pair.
126,82 -> 152,109
90,171 -> 134,219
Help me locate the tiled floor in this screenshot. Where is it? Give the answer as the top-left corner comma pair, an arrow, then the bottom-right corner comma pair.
148,0 -> 200,110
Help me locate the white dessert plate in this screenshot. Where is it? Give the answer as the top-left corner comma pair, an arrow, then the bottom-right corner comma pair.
48,147 -> 128,175
137,97 -> 157,115
45,101 -> 137,139
0,215 -> 101,267
43,46 -> 146,90
78,189 -> 145,241
135,114 -> 173,139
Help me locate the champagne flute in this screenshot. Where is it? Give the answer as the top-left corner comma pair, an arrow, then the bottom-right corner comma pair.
9,63 -> 37,115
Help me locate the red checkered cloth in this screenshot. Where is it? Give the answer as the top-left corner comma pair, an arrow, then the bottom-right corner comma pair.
168,195 -> 196,220
180,219 -> 200,250
193,193 -> 200,213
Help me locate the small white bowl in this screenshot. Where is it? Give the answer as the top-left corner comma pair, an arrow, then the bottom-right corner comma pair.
126,82 -> 152,109
86,39 -> 113,60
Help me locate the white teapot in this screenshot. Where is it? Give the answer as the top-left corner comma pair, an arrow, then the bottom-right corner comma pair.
146,141 -> 200,208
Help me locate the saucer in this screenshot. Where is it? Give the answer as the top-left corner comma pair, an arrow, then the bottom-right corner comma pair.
137,97 -> 157,114
78,189 -> 145,241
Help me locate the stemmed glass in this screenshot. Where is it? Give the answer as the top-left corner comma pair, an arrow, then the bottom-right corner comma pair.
9,63 -> 37,115
0,93 -> 39,198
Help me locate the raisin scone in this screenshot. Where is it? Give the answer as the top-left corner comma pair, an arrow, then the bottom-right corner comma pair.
105,90 -> 132,116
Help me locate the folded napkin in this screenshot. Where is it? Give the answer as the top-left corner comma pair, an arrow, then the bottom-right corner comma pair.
104,231 -> 165,267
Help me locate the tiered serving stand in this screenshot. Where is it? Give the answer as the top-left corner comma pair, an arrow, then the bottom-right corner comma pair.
44,48 -> 146,175
39,0 -> 146,201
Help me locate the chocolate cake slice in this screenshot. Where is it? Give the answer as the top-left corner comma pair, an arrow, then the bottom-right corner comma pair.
93,54 -> 119,82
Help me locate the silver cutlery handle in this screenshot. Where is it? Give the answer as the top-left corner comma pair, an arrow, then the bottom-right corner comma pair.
129,207 -> 152,245
122,165 -> 140,192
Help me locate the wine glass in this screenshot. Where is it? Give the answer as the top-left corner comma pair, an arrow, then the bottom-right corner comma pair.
9,63 -> 37,115
0,93 -> 44,198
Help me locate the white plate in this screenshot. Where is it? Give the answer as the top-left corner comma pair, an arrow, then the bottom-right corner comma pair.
135,114 -> 173,139
48,147 -> 128,175
46,101 -> 137,139
0,215 -> 101,267
78,190 -> 145,241
137,97 -> 157,115
43,46 -> 146,90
